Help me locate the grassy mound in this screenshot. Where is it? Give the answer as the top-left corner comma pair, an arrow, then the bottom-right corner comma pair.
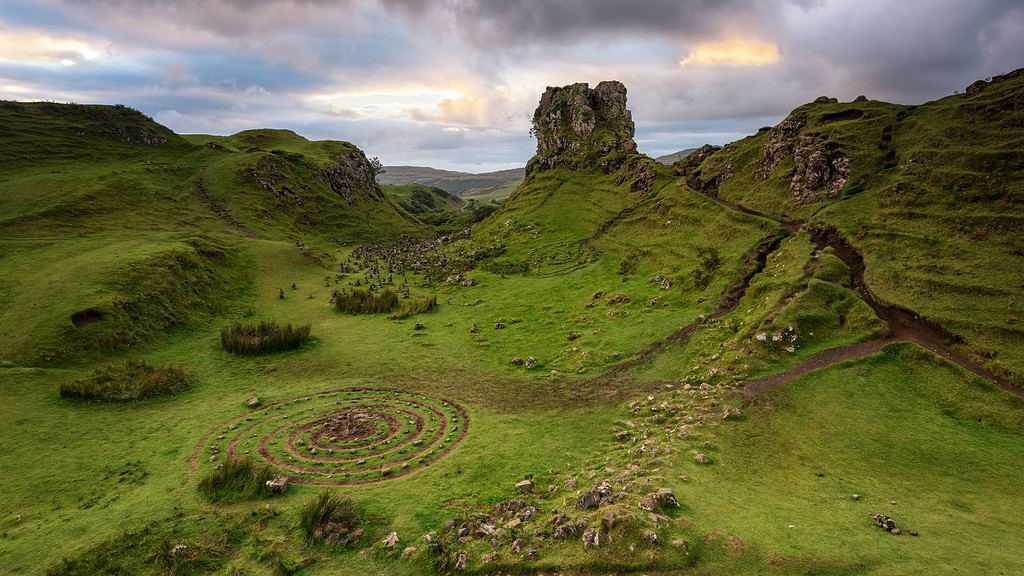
334,289 -> 399,314
299,491 -> 367,547
59,361 -> 190,402
220,321 -> 311,355
197,457 -> 277,503
389,294 -> 437,319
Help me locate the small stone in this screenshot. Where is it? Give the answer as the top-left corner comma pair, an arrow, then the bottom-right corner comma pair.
642,529 -> 658,544
414,322 -> 425,330
401,546 -> 417,558
564,477 -> 577,490
382,531 -> 400,548
671,538 -> 689,551
851,494 -> 861,501
582,527 -> 600,548
454,550 -> 467,570
482,551 -> 498,563
494,322 -> 506,330
247,396 -> 260,407
515,479 -> 534,492
469,323 -> 478,334
265,476 -> 289,494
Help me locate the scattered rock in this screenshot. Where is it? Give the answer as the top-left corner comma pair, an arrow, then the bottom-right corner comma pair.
382,531 -> 400,548
247,396 -> 260,407
401,546 -> 417,558
564,477 -> 577,490
494,322 -> 506,330
576,480 -> 613,510
482,551 -> 498,563
642,529 -> 658,545
469,323 -> 477,333
515,479 -> 534,492
264,476 -> 289,494
525,356 -> 538,369
454,550 -> 467,571
582,527 -> 600,548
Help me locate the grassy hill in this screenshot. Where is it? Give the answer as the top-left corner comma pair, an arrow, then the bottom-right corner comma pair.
0,102 -> 417,365
0,72 -> 1022,576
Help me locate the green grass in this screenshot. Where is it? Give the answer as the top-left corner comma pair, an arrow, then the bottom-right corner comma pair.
197,457 -> 277,503
1,74 -> 1022,575
220,321 -> 311,355
59,361 -> 190,402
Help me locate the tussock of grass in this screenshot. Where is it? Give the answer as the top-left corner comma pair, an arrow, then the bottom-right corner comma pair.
220,321 -> 310,355
59,361 -> 190,401
334,288 -> 398,314
389,294 -> 437,319
299,492 -> 366,546
197,457 -> 276,503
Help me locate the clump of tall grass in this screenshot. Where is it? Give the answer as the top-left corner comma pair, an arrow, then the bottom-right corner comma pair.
198,457 -> 277,503
220,321 -> 310,355
59,361 -> 190,402
334,289 -> 398,314
299,492 -> 366,547
389,295 -> 437,319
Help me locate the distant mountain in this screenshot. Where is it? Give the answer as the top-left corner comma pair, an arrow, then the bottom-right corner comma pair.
378,165 -> 524,201
654,148 -> 697,164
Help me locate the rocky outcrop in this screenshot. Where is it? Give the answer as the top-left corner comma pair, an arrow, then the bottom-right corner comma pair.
527,81 -> 638,176
756,113 -> 806,180
756,111 -> 850,203
790,136 -> 850,203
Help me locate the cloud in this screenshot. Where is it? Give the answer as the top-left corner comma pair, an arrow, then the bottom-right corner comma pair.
679,39 -> 780,67
0,0 -> 1020,170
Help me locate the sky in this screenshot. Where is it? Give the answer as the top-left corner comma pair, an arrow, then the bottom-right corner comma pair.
1,1 -> 1022,172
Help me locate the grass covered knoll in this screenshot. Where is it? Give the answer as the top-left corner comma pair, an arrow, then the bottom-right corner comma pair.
59,361 -> 190,401
691,68 -> 1024,384
299,492 -> 369,547
334,288 -> 399,314
197,457 -> 278,503
220,321 -> 311,355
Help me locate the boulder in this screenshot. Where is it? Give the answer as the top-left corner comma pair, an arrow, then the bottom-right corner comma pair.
576,481 -> 613,510
515,479 -> 534,492
265,476 -> 289,494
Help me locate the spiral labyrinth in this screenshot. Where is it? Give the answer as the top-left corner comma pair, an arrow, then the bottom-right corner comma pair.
195,388 -> 469,485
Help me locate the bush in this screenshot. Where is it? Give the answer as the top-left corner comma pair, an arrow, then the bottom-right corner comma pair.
299,492 -> 366,546
198,457 -> 277,503
334,289 -> 398,314
220,321 -> 311,355
389,295 -> 437,319
60,361 -> 190,402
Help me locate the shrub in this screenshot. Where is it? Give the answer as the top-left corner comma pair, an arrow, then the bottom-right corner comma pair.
299,492 -> 366,546
692,246 -> 721,289
389,295 -> 437,319
334,289 -> 399,314
220,321 -> 311,355
198,457 -> 277,503
60,361 -> 190,402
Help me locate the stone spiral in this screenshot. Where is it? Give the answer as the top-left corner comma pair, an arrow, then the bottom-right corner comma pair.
196,388 -> 468,485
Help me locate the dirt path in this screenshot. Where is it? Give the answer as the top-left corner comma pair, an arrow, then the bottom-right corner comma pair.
594,168 -> 1022,397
